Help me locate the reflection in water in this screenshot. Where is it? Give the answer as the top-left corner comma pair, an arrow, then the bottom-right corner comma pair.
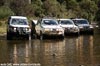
39,40 -> 66,66
13,44 -> 17,63
0,40 -> 8,63
76,35 -> 94,66
0,35 -> 98,66
6,40 -> 33,63
66,37 -> 79,66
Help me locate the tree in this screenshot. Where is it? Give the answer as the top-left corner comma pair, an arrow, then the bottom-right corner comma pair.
0,0 -> 4,6
65,0 -> 78,10
95,0 -> 100,21
43,0 -> 61,17
79,0 -> 98,21
57,0 -> 65,4
32,0 -> 44,17
0,6 -> 14,19
10,0 -> 34,16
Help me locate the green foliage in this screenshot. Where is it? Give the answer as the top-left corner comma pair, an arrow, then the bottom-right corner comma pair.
77,0 -> 98,21
0,22 -> 2,26
32,0 -> 44,17
43,0 -> 61,17
10,0 -> 34,17
0,0 -> 99,22
66,0 -> 78,10
95,10 -> 100,21
0,6 -> 14,19
10,0 -> 26,15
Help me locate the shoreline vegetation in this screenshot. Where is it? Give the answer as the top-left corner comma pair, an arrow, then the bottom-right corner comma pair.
0,20 -> 6,34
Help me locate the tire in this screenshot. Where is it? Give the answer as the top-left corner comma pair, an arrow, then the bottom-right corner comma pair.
7,32 -> 12,40
76,32 -> 80,36
25,34 -> 29,40
90,30 -> 94,35
60,34 -> 64,39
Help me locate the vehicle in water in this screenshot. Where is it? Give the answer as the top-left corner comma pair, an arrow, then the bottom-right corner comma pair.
72,18 -> 94,34
7,16 -> 31,40
58,19 -> 79,35
35,18 -> 64,39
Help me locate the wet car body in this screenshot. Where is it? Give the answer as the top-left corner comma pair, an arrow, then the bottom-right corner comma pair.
58,19 -> 79,35
7,16 -> 31,40
72,19 -> 94,34
35,18 -> 64,39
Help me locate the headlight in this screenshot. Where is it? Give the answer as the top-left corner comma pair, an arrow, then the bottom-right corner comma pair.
14,27 -> 16,31
90,25 -> 93,28
79,26 -> 83,28
10,26 -> 16,31
26,27 -> 30,31
44,28 -> 50,31
74,27 -> 77,29
74,27 -> 79,31
57,28 -> 63,31
56,29 -> 59,31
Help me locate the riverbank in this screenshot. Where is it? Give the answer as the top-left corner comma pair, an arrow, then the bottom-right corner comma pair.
0,20 -> 6,34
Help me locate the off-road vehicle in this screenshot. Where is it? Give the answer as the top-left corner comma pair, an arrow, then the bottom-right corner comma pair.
7,16 -> 31,40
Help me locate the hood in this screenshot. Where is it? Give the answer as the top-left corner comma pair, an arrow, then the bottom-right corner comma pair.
78,24 -> 89,27
60,25 -> 76,28
42,25 -> 62,29
11,25 -> 30,28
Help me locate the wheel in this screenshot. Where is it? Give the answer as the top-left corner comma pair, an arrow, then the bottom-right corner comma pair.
90,30 -> 94,35
60,34 -> 64,39
7,32 -> 12,40
76,32 -> 80,36
25,34 -> 30,40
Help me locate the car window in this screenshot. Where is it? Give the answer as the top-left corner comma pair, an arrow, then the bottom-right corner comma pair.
73,20 -> 88,25
42,20 -> 58,25
11,19 -> 28,25
60,20 -> 73,25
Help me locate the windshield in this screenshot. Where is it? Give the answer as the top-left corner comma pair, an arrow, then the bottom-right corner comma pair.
73,20 -> 88,25
60,20 -> 73,25
42,20 -> 58,25
11,18 -> 28,25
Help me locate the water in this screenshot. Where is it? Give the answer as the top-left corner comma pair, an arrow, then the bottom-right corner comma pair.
0,30 -> 100,66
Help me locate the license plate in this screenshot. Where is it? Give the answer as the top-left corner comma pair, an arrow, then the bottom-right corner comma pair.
52,29 -> 56,31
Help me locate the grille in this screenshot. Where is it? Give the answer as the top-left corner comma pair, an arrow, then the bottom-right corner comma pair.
17,27 -> 26,32
52,29 -> 56,31
84,26 -> 89,29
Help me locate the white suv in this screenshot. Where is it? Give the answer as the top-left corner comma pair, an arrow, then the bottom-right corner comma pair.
58,19 -> 79,35
35,18 -> 64,39
7,16 -> 31,40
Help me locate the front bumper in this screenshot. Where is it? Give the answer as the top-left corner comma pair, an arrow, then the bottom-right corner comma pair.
42,30 -> 64,36
64,28 -> 79,33
10,31 -> 30,36
10,28 -> 31,35
79,28 -> 94,32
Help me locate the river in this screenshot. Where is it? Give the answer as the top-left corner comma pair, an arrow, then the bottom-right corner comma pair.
0,29 -> 100,66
